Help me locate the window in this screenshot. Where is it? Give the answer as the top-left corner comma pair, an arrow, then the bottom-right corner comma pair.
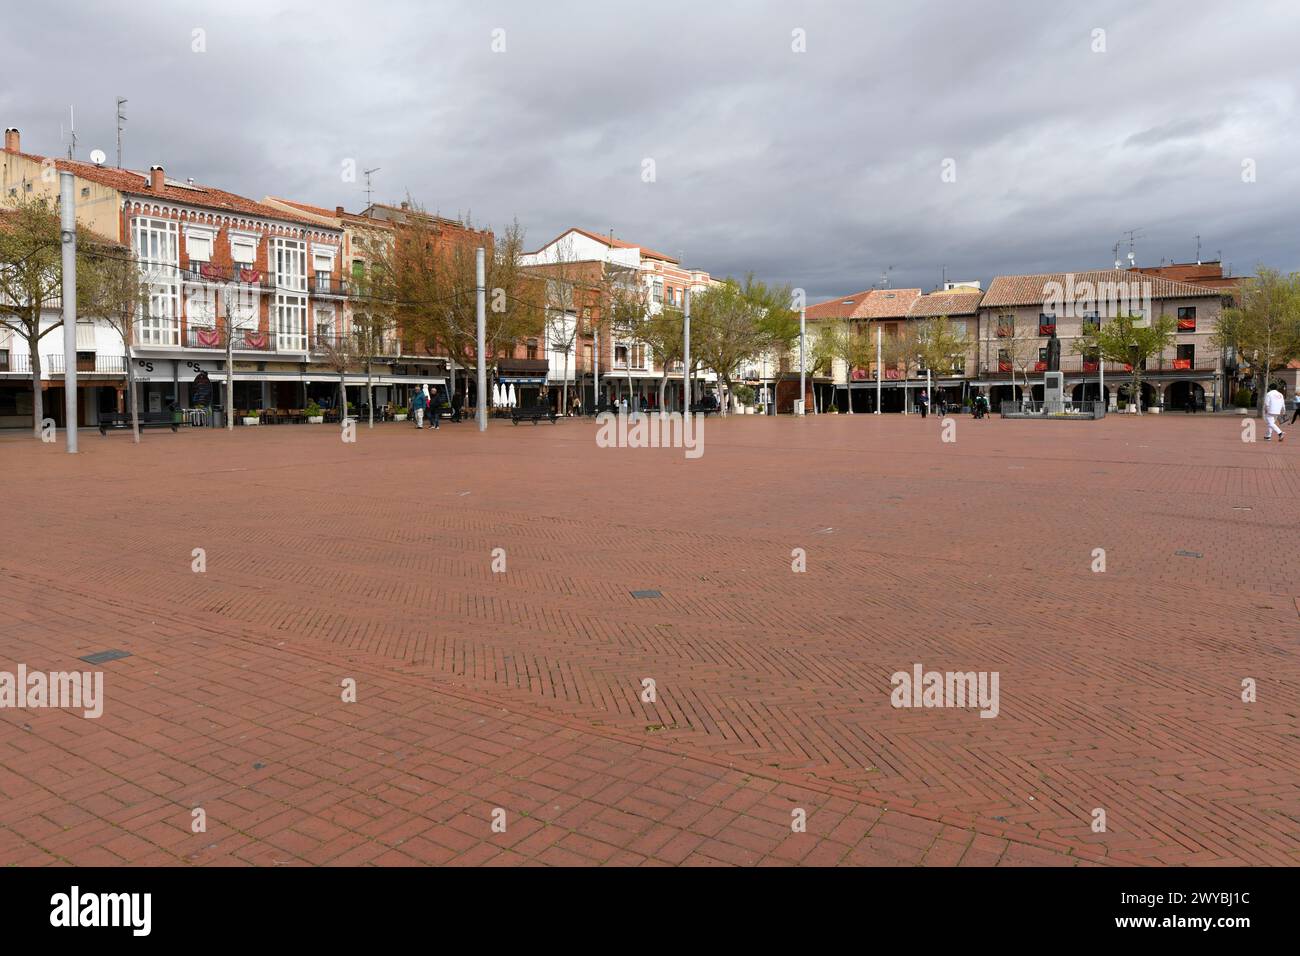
226,288 -> 260,334
186,284 -> 216,325
186,231 -> 214,264
1174,343 -> 1194,369
133,217 -> 178,267
352,260 -> 365,281
1082,311 -> 1100,331
314,306 -> 336,345
526,338 -> 538,360
274,293 -> 307,351
132,218 -> 180,345
272,238 -> 307,292
1177,306 -> 1196,331
997,348 -> 1011,372
1035,347 -> 1049,371
996,314 -> 1014,337
1038,312 -> 1056,336
231,236 -> 257,265
652,280 -> 664,304
1083,348 -> 1100,372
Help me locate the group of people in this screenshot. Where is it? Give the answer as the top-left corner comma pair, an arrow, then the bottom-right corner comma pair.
410,385 -> 467,430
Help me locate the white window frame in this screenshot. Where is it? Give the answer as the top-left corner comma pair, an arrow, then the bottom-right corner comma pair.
132,217 -> 180,345
275,292 -> 308,351
272,237 -> 307,292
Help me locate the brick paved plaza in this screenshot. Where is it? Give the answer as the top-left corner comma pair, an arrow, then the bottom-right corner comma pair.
0,413 -> 1297,867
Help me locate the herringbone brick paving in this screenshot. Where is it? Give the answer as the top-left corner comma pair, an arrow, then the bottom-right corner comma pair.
0,413 -> 1296,865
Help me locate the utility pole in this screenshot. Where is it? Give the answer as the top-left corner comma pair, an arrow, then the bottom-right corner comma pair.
116,97 -> 127,168
476,247 -> 487,431
60,172 -> 78,453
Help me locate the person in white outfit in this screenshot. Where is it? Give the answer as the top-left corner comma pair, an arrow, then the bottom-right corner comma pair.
1263,384 -> 1286,442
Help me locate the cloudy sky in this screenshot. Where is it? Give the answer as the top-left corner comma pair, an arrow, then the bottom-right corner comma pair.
4,0 -> 1297,301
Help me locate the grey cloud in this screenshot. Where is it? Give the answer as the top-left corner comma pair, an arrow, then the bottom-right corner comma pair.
3,0 -> 1297,301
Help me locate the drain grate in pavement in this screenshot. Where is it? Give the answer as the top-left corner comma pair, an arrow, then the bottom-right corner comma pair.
630,590 -> 662,599
1174,550 -> 1204,559
77,649 -> 132,665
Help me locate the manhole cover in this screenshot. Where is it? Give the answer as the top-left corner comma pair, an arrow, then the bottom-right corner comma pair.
630,590 -> 662,599
1174,550 -> 1203,559
77,649 -> 132,665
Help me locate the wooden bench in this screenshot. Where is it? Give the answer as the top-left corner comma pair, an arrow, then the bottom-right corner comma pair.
511,404 -> 558,425
99,411 -> 179,435
688,402 -> 719,417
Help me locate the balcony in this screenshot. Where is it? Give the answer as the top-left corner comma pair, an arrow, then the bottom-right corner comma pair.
43,353 -> 127,374
183,326 -> 277,352
181,263 -> 270,289
309,329 -> 399,358
311,277 -> 349,299
1,352 -> 31,373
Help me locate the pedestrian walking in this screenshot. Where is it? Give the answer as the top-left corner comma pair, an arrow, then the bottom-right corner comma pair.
1263,384 -> 1286,442
918,390 -> 929,419
412,386 -> 427,429
1290,391 -> 1300,425
429,386 -> 441,430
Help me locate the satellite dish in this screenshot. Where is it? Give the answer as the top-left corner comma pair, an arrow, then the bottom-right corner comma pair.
89,148 -> 107,166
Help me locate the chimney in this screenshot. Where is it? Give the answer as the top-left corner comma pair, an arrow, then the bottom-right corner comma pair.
3,128 -> 18,152
149,165 -> 165,191
400,200 -> 409,211
335,206 -> 344,217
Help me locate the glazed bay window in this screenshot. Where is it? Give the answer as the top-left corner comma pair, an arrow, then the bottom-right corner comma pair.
272,237 -> 307,292
274,293 -> 308,352
133,217 -> 181,346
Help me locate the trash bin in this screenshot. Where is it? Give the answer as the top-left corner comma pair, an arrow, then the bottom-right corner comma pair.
212,406 -> 224,429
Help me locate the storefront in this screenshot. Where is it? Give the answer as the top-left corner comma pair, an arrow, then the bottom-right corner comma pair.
496,358 -> 550,409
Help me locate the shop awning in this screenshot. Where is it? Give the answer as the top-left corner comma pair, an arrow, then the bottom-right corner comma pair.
498,375 -> 546,384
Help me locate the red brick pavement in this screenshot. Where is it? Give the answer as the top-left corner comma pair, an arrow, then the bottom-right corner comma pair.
0,413 -> 1296,866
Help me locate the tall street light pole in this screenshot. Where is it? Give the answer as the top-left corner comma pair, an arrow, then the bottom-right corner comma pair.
60,171 -> 78,453
475,247 -> 487,431
798,305 -> 806,416
683,289 -> 691,418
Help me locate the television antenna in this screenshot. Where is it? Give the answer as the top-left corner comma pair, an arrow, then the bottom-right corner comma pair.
1121,228 -> 1144,270
60,105 -> 77,159
363,167 -> 381,208
116,97 -> 127,168
879,265 -> 895,289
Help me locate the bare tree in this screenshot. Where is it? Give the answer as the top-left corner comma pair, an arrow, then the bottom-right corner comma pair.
0,198 -> 107,437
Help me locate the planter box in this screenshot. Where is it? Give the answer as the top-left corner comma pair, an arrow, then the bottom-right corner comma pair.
392,413 -> 408,422
307,415 -> 324,424
242,417 -> 260,426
